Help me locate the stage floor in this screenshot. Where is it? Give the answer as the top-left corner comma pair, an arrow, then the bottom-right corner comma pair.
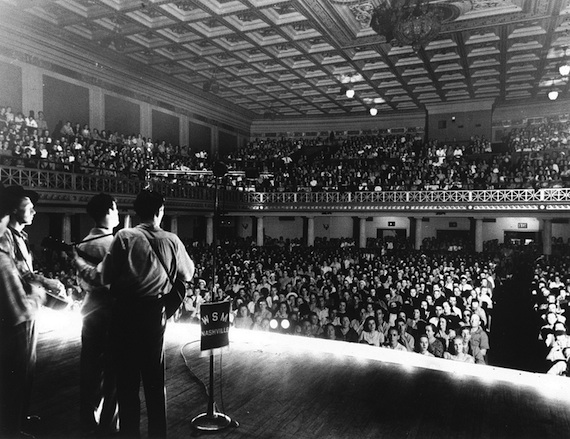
30,309 -> 570,439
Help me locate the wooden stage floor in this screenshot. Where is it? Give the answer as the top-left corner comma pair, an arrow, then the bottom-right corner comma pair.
30,309 -> 570,439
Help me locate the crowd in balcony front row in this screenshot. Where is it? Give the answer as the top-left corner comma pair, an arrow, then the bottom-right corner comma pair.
2,104 -> 570,193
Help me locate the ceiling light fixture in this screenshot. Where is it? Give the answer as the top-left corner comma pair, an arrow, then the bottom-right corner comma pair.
346,88 -> 355,98
548,89 -> 559,101
203,70 -> 220,94
369,0 -> 471,52
369,108 -> 378,116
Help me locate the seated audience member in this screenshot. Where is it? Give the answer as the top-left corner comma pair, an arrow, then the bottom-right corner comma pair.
540,312 -> 559,346
254,298 -> 273,322
308,312 -> 323,338
417,335 -> 434,356
406,308 -> 426,340
36,111 -> 48,132
336,315 -> 359,343
300,319 -> 314,337
385,327 -> 408,351
546,321 -> 570,375
444,336 -> 475,363
251,314 -> 264,331
60,120 -> 74,136
425,323 -> 445,358
234,304 -> 253,329
273,301 -> 289,321
469,314 -> 490,364
470,299 -> 488,328
375,307 -> 391,338
358,316 -> 384,347
436,316 -> 456,353
322,323 -> 337,340
395,318 -> 415,352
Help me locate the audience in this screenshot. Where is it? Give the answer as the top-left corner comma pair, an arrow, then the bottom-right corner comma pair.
1,103 -> 570,193
5,101 -> 570,376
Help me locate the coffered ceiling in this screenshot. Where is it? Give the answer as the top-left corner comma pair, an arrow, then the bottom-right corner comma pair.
0,0 -> 569,119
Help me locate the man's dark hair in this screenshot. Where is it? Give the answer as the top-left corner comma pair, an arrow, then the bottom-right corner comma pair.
134,189 -> 164,220
86,193 -> 116,223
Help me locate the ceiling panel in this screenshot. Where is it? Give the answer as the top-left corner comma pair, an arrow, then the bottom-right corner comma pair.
0,0 -> 568,119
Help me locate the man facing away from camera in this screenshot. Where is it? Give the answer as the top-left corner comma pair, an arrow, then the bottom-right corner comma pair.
72,193 -> 120,435
101,189 -> 195,438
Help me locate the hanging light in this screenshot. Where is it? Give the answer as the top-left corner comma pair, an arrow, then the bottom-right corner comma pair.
369,107 -> 378,116
548,90 -> 559,101
345,88 -> 355,98
369,0 -> 471,52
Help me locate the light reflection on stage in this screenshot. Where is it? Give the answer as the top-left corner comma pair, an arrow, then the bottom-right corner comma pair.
36,306 -> 570,405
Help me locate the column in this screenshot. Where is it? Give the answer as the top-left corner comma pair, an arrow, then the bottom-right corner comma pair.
140,102 -> 152,139
180,114 -> 189,154
359,217 -> 366,249
415,217 -> 422,250
474,218 -> 483,253
62,213 -> 72,244
123,214 -> 132,229
170,215 -> 178,235
543,218 -> 552,256
256,216 -> 264,247
211,125 -> 219,157
21,64 -> 43,115
306,216 -> 315,247
89,87 -> 105,131
206,215 -> 214,245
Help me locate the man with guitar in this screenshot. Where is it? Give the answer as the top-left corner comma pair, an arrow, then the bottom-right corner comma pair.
0,185 -> 58,438
71,193 -> 120,435
101,189 -> 195,438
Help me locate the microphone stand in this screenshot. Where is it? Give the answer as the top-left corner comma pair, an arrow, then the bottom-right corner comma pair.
191,163 -> 238,433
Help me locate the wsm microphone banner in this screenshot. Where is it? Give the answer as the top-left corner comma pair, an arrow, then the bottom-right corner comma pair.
199,300 -> 231,355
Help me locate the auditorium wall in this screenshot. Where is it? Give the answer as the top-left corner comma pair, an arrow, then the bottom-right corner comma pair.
0,52 -> 249,157
152,109 -> 180,148
417,217 -> 471,239
0,59 -> 22,112
264,217 -> 303,240
44,75 -> 90,134
234,215 -> 570,246
363,216 -> 411,238
314,216 -> 359,240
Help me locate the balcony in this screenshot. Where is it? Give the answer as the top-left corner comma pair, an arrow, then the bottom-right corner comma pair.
2,165 -> 570,215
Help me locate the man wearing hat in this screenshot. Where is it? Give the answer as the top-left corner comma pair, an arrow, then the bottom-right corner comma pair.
0,184 -> 46,438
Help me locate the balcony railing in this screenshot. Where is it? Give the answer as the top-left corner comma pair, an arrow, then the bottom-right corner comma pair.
2,165 -> 570,213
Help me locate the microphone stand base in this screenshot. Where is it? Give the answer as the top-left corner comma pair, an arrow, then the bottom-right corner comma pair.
191,412 -> 238,433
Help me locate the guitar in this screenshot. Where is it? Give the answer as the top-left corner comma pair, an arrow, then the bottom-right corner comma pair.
43,235 -> 186,318
23,272 -> 69,311
41,235 -> 111,265
164,277 -> 187,319
41,236 -> 74,253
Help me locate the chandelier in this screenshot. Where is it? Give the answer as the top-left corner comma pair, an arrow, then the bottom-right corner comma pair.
370,0 -> 470,52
